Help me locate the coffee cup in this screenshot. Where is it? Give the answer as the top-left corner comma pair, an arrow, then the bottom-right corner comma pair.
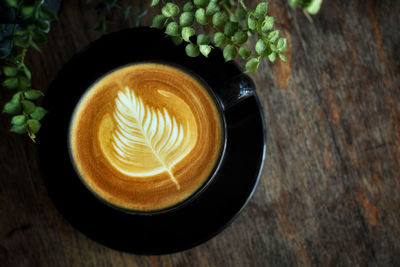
68,61 -> 255,215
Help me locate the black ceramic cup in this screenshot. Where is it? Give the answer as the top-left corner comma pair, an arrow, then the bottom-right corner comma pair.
37,27 -> 266,254
66,60 -> 256,216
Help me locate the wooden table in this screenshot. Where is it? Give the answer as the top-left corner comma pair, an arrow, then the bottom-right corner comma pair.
1,0 -> 399,266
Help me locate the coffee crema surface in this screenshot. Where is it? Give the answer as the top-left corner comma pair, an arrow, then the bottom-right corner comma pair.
69,63 -> 223,211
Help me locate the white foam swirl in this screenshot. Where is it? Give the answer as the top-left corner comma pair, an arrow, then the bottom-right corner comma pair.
104,87 -> 195,189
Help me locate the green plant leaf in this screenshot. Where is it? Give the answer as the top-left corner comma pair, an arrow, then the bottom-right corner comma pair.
239,47 -> 252,59
162,3 -> 180,17
185,43 -> 200,57
27,119 -> 41,134
195,8 -> 208,25
197,33 -> 210,45
11,115 -> 26,125
21,100 -> 35,114
235,7 -> 247,19
18,76 -> 30,90
30,107 -> 47,120
183,2 -> 195,12
193,0 -> 209,8
223,44 -> 237,61
3,101 -> 21,114
247,16 -> 257,31
267,30 -> 279,43
268,51 -> 277,62
213,32 -> 227,47
255,39 -> 268,56
151,14 -> 167,29
171,36 -> 183,45
165,22 -> 180,36
245,57 -> 260,73
306,0 -> 323,14
232,31 -> 248,44
224,22 -> 238,36
199,44 -> 212,57
24,90 -> 43,100
253,1 -> 268,19
2,77 -> 18,89
179,12 -> 194,27
10,124 -> 27,134
261,16 -> 274,33
206,0 -> 219,16
181,27 -> 195,42
151,0 -> 160,6
21,5 -> 35,17
3,66 -> 19,77
277,37 -> 287,52
212,12 -> 228,27
10,92 -> 22,103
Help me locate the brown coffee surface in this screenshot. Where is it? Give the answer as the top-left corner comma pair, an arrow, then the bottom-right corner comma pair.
69,63 -> 223,211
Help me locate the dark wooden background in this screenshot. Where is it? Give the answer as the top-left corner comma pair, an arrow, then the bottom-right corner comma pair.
1,0 -> 399,266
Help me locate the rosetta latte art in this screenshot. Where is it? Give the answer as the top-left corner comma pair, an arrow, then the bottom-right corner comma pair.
102,87 -> 196,189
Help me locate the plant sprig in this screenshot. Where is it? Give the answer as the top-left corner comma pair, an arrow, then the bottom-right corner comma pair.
88,0 -> 150,32
150,0 -> 287,73
1,0 -> 56,141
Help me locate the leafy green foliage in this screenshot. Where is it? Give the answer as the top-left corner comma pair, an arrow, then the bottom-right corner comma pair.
1,0 -> 57,140
289,0 -> 323,14
150,0 -> 290,73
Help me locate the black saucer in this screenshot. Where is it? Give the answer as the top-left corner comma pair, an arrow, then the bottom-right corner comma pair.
37,27 -> 266,254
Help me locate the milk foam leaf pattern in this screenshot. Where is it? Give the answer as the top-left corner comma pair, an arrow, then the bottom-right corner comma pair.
110,87 -> 194,189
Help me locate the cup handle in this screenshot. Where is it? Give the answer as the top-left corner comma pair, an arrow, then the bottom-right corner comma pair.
214,73 -> 256,111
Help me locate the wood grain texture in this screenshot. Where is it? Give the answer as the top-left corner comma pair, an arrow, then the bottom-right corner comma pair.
1,0 -> 399,266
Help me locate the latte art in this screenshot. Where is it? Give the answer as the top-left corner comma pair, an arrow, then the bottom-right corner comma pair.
69,63 -> 223,212
100,87 -> 197,189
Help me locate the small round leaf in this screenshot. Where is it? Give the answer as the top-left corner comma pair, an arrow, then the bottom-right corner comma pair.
212,12 -> 228,27
197,33 -> 210,45
185,43 -> 200,57
24,90 -> 43,100
261,16 -> 274,33
183,2 -> 196,12
199,45 -> 212,57
195,8 -> 208,25
179,12 -> 194,27
27,119 -> 41,134
181,27 -> 195,42
11,115 -> 26,125
223,45 -> 237,61
3,66 -> 19,77
255,39 -> 268,56
245,57 -> 260,73
3,102 -> 21,115
162,3 -> 180,17
253,2 -> 268,19
213,32 -> 227,47
10,124 -> 27,134
224,22 -> 238,36
165,22 -> 180,36
239,47 -> 252,59
151,14 -> 167,29
21,100 -> 35,114
30,107 -> 47,121
2,77 -> 18,89
206,0 -> 219,16
193,0 -> 209,8
232,31 -> 248,44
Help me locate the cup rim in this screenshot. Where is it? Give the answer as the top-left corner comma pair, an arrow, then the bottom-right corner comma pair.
67,60 -> 228,216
